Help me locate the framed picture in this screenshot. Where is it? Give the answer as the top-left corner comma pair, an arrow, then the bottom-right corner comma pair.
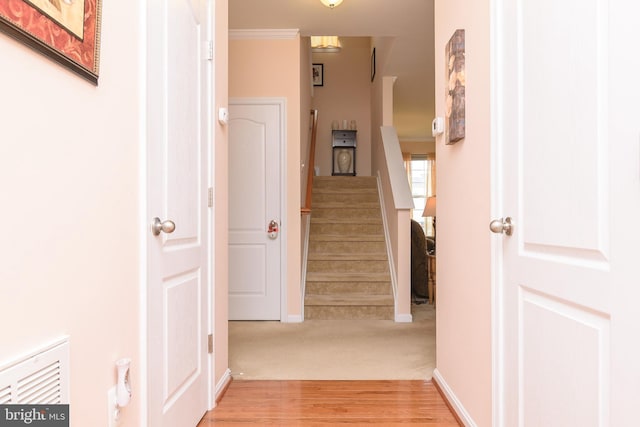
312,63 -> 323,87
0,0 -> 103,85
370,47 -> 376,82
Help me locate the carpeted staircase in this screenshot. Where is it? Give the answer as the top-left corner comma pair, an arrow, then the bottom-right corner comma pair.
305,176 -> 394,320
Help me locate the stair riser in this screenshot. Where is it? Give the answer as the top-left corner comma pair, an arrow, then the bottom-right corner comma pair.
312,193 -> 379,204
308,241 -> 387,254
310,223 -> 383,236
307,260 -> 389,273
304,305 -> 394,320
312,208 -> 381,220
306,281 -> 391,295
313,177 -> 377,190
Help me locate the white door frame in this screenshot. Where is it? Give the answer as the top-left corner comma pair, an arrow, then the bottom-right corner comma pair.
490,0 -> 507,423
490,4 -> 501,424
229,97 -> 288,322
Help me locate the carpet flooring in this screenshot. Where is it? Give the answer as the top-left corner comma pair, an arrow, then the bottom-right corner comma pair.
228,302 -> 435,380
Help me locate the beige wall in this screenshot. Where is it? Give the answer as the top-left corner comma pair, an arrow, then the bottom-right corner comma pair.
400,140 -> 436,155
434,0 -> 492,425
311,37 -> 372,177
0,2 -> 142,425
229,34 -> 303,319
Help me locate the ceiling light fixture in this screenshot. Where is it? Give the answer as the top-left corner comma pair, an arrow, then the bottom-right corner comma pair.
311,36 -> 342,53
320,0 -> 343,9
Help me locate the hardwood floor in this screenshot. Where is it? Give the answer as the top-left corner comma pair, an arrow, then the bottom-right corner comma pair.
198,380 -> 461,426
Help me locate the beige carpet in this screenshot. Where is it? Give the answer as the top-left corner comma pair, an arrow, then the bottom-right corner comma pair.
229,302 -> 435,380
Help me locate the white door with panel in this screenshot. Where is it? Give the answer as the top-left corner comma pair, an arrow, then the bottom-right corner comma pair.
228,100 -> 283,321
147,0 -> 211,425
494,0 -> 640,425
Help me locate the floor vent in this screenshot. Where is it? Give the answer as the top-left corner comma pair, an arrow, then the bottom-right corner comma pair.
0,337 -> 70,404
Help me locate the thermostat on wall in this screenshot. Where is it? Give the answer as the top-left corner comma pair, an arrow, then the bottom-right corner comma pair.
218,107 -> 229,125
432,117 -> 444,137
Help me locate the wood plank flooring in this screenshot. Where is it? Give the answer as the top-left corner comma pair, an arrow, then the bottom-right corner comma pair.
198,380 -> 461,426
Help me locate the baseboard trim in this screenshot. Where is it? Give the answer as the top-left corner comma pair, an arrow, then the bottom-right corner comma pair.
287,314 -> 304,323
395,313 -> 413,323
432,368 -> 476,427
214,368 -> 232,405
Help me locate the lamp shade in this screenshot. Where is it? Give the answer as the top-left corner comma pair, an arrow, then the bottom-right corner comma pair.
422,196 -> 436,217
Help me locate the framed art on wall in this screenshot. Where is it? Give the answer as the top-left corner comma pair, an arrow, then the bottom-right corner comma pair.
0,0 -> 103,85
371,47 -> 376,82
445,29 -> 465,144
312,63 -> 323,87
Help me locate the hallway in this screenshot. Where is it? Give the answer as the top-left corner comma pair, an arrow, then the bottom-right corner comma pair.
198,380 -> 460,425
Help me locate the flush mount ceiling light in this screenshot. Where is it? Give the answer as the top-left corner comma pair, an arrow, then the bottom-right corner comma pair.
320,0 -> 343,9
311,36 -> 342,53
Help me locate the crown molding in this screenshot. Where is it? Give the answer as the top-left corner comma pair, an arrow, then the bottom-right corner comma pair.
229,29 -> 300,40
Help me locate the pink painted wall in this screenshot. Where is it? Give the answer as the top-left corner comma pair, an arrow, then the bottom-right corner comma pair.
311,37 -> 372,177
434,0 -> 492,425
300,36 -> 313,204
0,2 -> 142,425
229,34 -> 303,319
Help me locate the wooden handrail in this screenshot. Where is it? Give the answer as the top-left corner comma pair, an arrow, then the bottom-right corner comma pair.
301,109 -> 319,215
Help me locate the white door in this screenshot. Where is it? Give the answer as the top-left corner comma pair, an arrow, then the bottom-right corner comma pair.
147,0 -> 211,425
228,99 -> 283,320
494,1 -> 640,426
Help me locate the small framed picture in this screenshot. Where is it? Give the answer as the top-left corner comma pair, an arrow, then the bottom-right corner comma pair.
371,48 -> 376,82
312,63 -> 324,87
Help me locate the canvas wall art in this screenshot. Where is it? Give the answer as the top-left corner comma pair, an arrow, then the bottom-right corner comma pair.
445,29 -> 465,144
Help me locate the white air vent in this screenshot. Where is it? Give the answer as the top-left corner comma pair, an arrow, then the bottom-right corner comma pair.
0,337 -> 70,404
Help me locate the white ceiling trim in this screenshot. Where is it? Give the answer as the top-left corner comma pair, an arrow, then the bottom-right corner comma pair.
229,29 -> 300,40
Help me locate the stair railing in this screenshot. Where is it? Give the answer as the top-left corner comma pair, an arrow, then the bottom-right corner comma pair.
301,109 -> 318,215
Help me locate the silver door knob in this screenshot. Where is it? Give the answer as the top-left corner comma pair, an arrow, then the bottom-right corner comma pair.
152,217 -> 176,236
489,217 -> 513,236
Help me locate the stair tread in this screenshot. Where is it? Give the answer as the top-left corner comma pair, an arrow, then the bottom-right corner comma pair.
305,294 -> 394,306
309,236 -> 384,243
306,272 -> 391,281
307,253 -> 387,261
312,202 -> 381,209
311,218 -> 382,225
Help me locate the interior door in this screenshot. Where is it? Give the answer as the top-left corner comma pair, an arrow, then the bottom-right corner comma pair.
147,0 -> 210,425
228,100 -> 282,321
494,0 -> 640,425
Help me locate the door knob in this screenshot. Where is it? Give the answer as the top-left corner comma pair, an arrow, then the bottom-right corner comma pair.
152,217 -> 176,236
489,217 -> 513,236
267,220 -> 279,239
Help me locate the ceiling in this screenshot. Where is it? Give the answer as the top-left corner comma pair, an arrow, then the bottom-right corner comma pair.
229,0 -> 435,141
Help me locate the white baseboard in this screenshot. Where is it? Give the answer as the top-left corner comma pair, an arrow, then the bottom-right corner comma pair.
395,313 -> 413,323
214,368 -> 232,406
432,368 -> 477,427
286,314 -> 304,323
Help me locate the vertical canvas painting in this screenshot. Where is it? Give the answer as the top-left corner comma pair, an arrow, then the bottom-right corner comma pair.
445,29 -> 465,144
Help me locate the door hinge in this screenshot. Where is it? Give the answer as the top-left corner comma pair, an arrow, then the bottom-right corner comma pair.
208,187 -> 213,207
208,334 -> 213,354
204,40 -> 213,61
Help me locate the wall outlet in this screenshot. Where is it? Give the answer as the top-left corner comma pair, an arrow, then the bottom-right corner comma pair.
107,386 -> 122,427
